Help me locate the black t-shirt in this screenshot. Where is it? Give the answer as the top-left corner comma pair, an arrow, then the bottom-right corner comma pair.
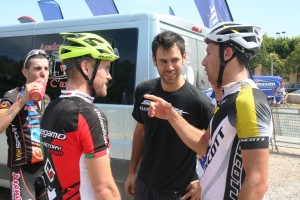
132,78 -> 214,193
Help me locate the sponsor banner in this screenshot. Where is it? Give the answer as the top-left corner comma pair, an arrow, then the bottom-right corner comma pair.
169,6 -> 175,16
85,0 -> 118,16
38,0 -> 64,21
194,0 -> 233,28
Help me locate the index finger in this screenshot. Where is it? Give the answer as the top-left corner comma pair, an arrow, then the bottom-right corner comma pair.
144,94 -> 163,102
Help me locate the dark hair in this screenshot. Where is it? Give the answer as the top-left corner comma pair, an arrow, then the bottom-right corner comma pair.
152,31 -> 185,58
23,49 -> 48,69
62,57 -> 96,79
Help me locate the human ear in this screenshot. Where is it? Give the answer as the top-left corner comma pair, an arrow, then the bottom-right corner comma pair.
152,55 -> 157,66
22,68 -> 28,78
224,47 -> 234,61
80,60 -> 89,74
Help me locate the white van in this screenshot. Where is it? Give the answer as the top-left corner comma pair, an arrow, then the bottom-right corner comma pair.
0,12 -> 209,197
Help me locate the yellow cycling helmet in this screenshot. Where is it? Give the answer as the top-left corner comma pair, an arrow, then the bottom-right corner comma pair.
59,32 -> 119,61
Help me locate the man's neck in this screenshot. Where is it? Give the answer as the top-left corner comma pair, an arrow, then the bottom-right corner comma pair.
66,80 -> 91,96
160,75 -> 185,92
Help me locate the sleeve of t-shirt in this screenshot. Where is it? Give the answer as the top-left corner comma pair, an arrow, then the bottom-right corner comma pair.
132,84 -> 144,124
79,107 -> 110,159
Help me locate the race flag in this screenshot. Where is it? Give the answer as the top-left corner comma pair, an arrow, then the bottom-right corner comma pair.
18,16 -> 36,23
85,0 -> 119,16
169,6 -> 175,16
194,0 -> 233,28
38,0 -> 64,21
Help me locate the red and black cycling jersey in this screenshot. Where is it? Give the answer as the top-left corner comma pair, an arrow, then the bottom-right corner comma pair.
40,90 -> 110,200
0,86 -> 50,167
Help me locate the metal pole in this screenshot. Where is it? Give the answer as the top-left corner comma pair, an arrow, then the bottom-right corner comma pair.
271,58 -> 274,76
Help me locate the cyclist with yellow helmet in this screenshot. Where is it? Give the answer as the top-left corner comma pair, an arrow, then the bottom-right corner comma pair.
40,32 -> 121,200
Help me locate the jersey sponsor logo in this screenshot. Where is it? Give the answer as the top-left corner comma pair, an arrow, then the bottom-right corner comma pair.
44,158 -> 56,182
11,172 -> 21,200
240,137 -> 267,142
140,100 -> 189,116
74,92 -> 94,102
24,105 -> 37,112
205,126 -> 225,168
41,129 -> 67,140
140,100 -> 151,111
41,142 -> 63,151
94,109 -> 108,144
16,149 -> 22,160
141,100 -> 151,105
218,98 -> 227,106
47,148 -> 64,156
173,107 -> 189,116
139,106 -> 149,112
27,124 -> 40,129
31,128 -> 41,143
228,142 -> 242,199
26,115 -> 40,120
32,146 -> 43,162
11,124 -> 22,159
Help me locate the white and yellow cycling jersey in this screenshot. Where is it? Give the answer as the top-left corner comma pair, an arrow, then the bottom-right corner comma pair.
201,79 -> 273,200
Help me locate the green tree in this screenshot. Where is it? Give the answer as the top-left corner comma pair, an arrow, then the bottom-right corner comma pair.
285,42 -> 300,80
251,34 -> 300,81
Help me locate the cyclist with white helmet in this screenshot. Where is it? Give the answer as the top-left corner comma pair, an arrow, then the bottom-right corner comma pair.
144,22 -> 273,199
40,32 -> 121,200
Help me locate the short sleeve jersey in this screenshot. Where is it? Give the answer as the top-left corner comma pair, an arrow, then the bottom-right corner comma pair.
132,78 -> 214,193
201,79 -> 273,200
0,86 -> 50,167
41,90 -> 110,200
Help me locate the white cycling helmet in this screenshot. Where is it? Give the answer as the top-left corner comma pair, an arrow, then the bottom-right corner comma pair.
205,22 -> 263,59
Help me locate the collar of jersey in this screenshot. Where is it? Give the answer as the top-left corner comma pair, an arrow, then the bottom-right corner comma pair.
60,90 -> 94,103
222,79 -> 254,97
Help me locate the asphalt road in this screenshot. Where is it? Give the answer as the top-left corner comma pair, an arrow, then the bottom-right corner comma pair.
0,159 -> 130,200
0,187 -> 10,200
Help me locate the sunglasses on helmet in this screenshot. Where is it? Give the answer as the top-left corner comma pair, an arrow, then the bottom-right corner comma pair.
23,49 -> 49,68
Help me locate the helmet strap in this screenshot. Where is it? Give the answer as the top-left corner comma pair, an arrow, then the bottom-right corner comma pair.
217,43 -> 236,87
89,59 -> 101,97
75,59 -> 101,97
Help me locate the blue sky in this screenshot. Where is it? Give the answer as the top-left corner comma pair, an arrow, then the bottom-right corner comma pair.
0,0 -> 298,38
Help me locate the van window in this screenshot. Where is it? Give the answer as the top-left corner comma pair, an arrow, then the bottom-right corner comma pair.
0,28 -> 138,105
0,36 -> 34,97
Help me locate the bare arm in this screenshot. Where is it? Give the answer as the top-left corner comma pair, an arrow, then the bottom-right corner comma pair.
0,97 -> 26,133
124,122 -> 144,197
0,81 -> 41,133
86,155 -> 121,200
238,149 -> 269,200
145,94 -> 209,157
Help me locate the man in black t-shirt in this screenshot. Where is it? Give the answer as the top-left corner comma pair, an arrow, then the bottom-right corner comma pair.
125,31 -> 213,200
